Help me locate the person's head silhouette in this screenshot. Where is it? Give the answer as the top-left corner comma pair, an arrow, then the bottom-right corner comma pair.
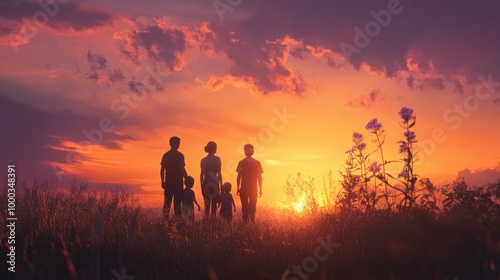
222,182 -> 232,193
244,144 -> 254,157
170,136 -> 181,150
204,141 -> 217,155
185,176 -> 194,189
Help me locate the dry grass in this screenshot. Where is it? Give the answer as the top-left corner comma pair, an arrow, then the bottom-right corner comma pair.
1,181 -> 499,279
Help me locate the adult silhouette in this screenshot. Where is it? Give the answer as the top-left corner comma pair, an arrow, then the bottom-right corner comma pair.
160,136 -> 188,220
236,144 -> 263,223
200,141 -> 222,219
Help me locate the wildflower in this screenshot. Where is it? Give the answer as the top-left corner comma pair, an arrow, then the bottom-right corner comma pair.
365,118 -> 383,133
357,143 -> 367,152
404,130 -> 416,141
352,132 -> 366,151
352,132 -> 364,142
399,142 -> 409,153
399,107 -> 414,123
368,162 -> 382,173
398,170 -> 409,179
345,146 -> 357,154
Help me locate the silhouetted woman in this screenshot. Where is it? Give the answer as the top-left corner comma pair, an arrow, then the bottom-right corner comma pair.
200,141 -> 222,219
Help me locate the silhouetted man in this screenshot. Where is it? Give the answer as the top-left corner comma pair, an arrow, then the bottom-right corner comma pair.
236,144 -> 263,223
161,136 -> 188,220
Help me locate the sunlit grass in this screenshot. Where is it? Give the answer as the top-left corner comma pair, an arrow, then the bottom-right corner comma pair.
0,179 -> 498,279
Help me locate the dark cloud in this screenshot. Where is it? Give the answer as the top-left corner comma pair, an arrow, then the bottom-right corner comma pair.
0,21 -> 17,36
128,77 -> 163,95
109,68 -> 126,84
85,51 -> 125,86
87,51 -> 107,70
0,94 -> 135,182
0,0 -> 113,31
0,0 -> 114,48
205,24 -> 308,95
84,51 -> 165,93
453,79 -> 464,94
204,0 -> 500,94
457,163 -> 500,186
407,76 -> 446,91
120,25 -> 186,71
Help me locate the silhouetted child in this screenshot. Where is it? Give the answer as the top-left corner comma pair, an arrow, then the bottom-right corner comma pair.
182,176 -> 201,223
218,182 -> 236,222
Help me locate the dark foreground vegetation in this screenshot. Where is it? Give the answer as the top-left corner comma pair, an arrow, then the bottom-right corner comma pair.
1,178 -> 500,280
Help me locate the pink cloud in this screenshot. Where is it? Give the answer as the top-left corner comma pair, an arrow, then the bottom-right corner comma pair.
457,163 -> 500,186
199,28 -> 308,95
202,0 -> 500,94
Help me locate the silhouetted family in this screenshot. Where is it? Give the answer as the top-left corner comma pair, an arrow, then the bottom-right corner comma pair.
160,136 -> 263,223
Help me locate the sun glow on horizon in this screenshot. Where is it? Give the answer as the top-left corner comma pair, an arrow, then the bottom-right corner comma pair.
293,202 -> 304,213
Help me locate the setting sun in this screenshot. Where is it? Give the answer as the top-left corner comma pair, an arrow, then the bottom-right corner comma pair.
293,200 -> 305,213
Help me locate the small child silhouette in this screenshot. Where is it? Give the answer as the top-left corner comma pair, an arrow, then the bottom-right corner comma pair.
182,176 -> 201,223
218,182 -> 236,222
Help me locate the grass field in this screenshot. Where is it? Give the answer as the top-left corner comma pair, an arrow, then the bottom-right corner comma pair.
1,180 -> 500,280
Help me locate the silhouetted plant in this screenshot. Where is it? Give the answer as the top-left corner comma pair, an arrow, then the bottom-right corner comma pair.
340,107 -> 436,212
365,118 -> 392,209
321,171 -> 337,211
442,178 -> 495,221
488,179 -> 500,202
416,178 -> 440,216
338,130 -> 389,212
395,107 -> 419,209
338,146 -> 361,211
284,173 -> 319,213
352,132 -> 382,211
368,107 -> 420,211
3,178 -> 500,279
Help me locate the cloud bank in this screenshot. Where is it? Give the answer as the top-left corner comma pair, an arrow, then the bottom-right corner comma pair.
200,0 -> 500,95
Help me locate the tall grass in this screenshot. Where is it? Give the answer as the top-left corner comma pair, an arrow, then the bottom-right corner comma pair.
1,179 -> 499,279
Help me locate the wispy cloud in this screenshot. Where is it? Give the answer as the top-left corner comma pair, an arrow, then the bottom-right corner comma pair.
85,52 -> 126,87
345,88 -> 385,109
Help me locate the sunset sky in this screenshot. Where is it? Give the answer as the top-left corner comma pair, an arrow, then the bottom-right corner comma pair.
1,0 -> 499,209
